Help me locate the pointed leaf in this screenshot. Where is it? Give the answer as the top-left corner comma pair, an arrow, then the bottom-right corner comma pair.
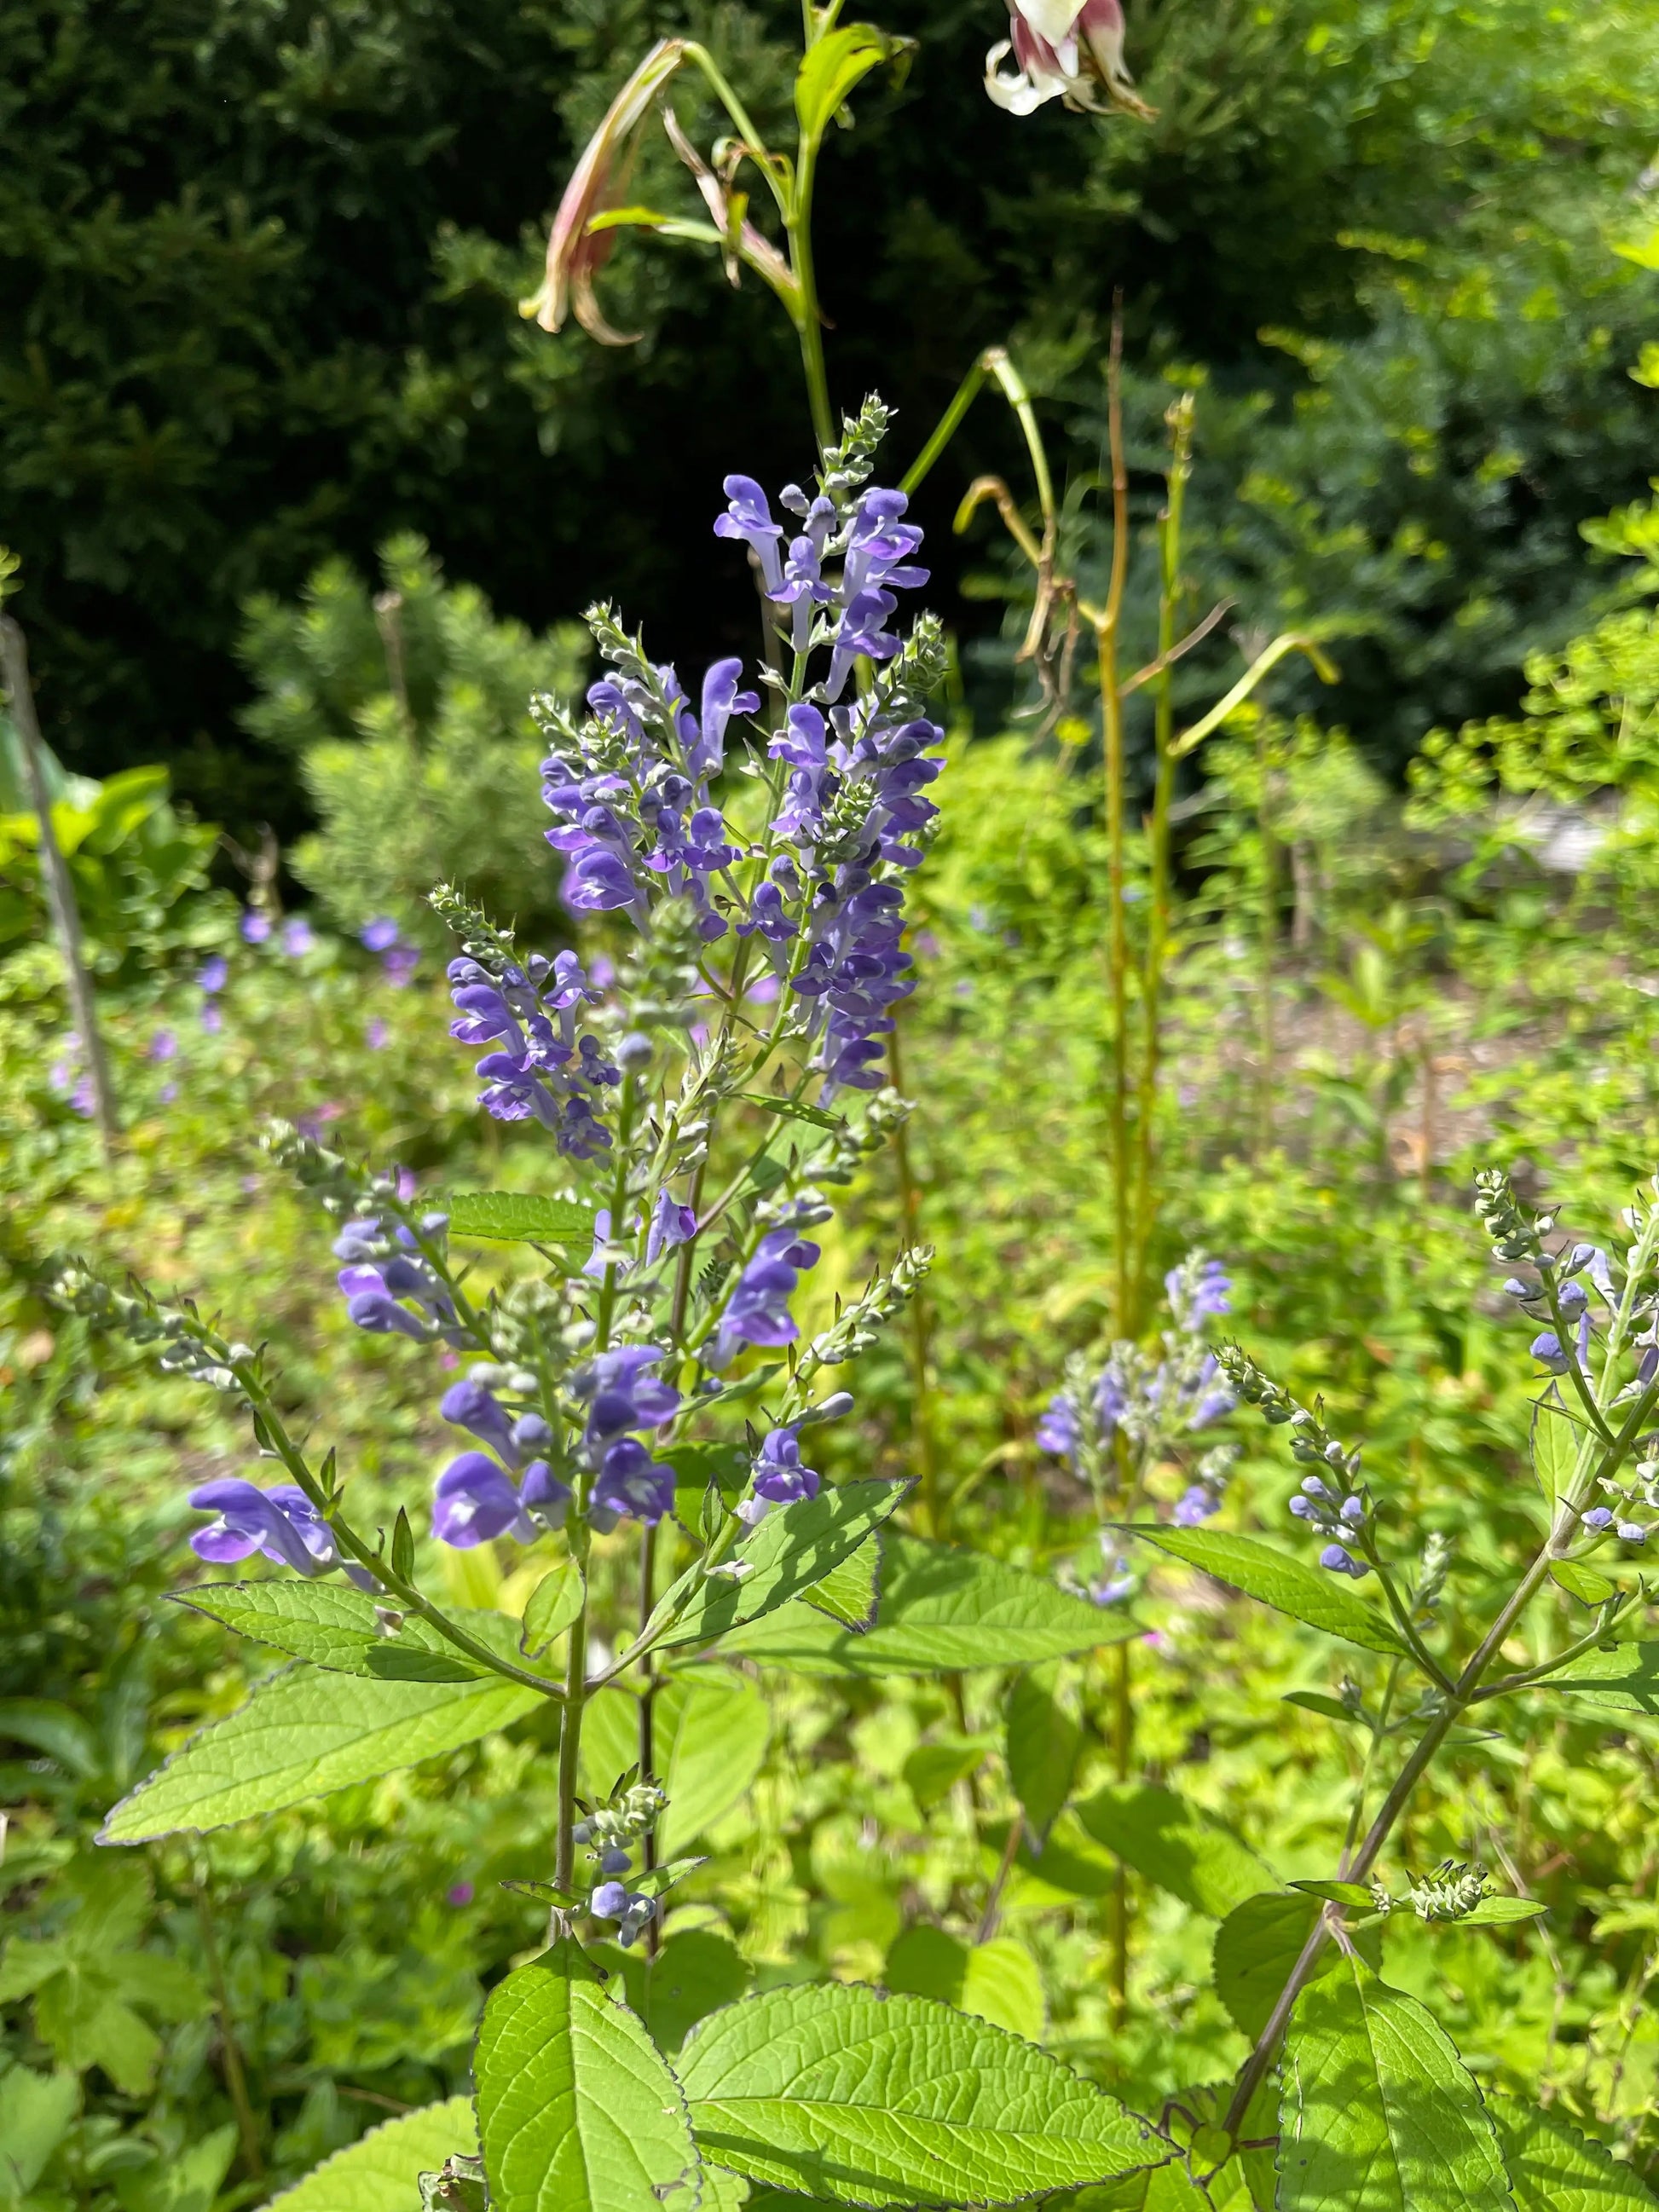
100,1666 -> 539,1841
1458,1896 -> 1546,1925
1545,1640 -> 1659,1710
1006,1665 -> 1080,1842
447,1193 -> 592,1244
1127,1528 -> 1406,1655
263,2099 -> 477,2212
0,2065 -> 78,2197
652,1481 -> 909,1654
1278,1955 -> 1510,2212
1212,1893 -> 1380,2041
1489,2094 -> 1658,2210
720,1536 -> 1130,1672
678,1982 -> 1155,2206
1532,1396 -> 1583,1512
523,1561 -> 585,1656
803,1533 -> 881,1631
795,24 -> 904,143
1552,1561 -> 1617,1607
1290,1880 -> 1376,1910
475,1938 -> 699,2212
1076,1782 -> 1276,1919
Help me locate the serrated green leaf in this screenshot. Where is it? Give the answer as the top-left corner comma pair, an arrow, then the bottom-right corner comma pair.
1127,1527 -> 1406,1655
1533,1396 -> 1583,1512
447,1192 -> 592,1244
365,1643 -> 486,1684
802,1533 -> 881,1631
1544,1639 -> 1659,1710
176,1581 -> 431,1674
738,1091 -> 845,1131
1006,1665 -> 1080,1842
523,1560 -> 585,1656
476,1938 -> 699,2212
1552,1559 -> 1617,1606
100,1665 -> 539,1842
679,1982 -> 1153,2206
1076,1782 -> 1275,1919
1278,1956 -> 1510,2212
263,2099 -> 477,2212
1489,2094 -> 1659,2209
719,1535 -> 1130,1672
1212,1894 -> 1379,2041
651,1481 -> 909,1654
658,1676 -> 771,1857
795,23 -> 903,143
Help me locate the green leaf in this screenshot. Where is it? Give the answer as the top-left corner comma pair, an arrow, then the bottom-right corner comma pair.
646,1930 -> 753,2055
719,1536 -> 1130,1672
475,1938 -> 699,2212
36,1969 -> 159,2094
263,2099 -> 477,2212
0,1698 -> 102,1776
1552,1561 -> 1618,1606
1075,1782 -> 1276,1919
1213,1893 -> 1384,2040
902,1736 -> 992,1813
1544,1640 -> 1659,1710
100,1665 -> 539,1841
1282,1691 -> 1361,1724
1278,1955 -> 1511,2212
651,1481 -> 909,1654
1458,1896 -> 1547,1925
803,1533 -> 881,1631
1006,1665 -> 1080,1842
447,1192 -> 592,1244
176,1581 -> 429,1674
1533,1397 -> 1583,1512
1126,1528 -> 1406,1655
1290,1880 -> 1376,1909
738,1091 -> 845,1131
522,1561 -> 585,1656
795,24 -> 904,144
365,1643 -> 486,1684
658,1676 -> 771,1857
0,2065 -> 78,2197
883,1925 -> 1046,2042
1489,2094 -> 1659,2210
679,1982 -> 1153,2206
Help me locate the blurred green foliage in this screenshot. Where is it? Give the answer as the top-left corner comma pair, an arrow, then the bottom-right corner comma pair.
6,0 -> 1659,834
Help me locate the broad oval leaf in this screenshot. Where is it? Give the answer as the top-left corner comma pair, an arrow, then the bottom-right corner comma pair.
262,2098 -> 477,2212
1547,1640 -> 1659,1711
719,1536 -> 1130,1672
176,1580 -> 495,1679
1127,1527 -> 1406,1655
1279,1955 -> 1510,2212
522,1560 -> 585,1656
651,1481 -> 909,1654
1075,1782 -> 1275,1920
446,1192 -> 592,1245
677,1981 -> 1155,2207
1489,2094 -> 1659,2210
581,1675 -> 770,1852
475,1938 -> 698,2212
1211,1892 -> 1380,2042
1006,1665 -> 1080,1842
100,1666 -> 539,1842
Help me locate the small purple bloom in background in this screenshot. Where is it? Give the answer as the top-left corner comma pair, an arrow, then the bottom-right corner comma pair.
159,1081 -> 178,1104
1321,1542 -> 1370,1579
447,1881 -> 475,1908
1035,1395 -> 1081,1464
240,910 -> 273,944
200,1002 -> 223,1036
384,945 -> 419,986
199,956 -> 228,995
361,917 -> 401,952
1165,1255 -> 1231,1334
149,1029 -> 178,1063
283,917 -> 315,956
396,1168 -> 418,1202
70,1077 -> 95,1117
367,1017 -> 389,1050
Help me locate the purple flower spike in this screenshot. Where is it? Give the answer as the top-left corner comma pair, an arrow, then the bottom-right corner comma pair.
432,1453 -> 535,1548
189,1478 -> 338,1577
240,910 -> 272,944
709,1227 -> 821,1368
361,916 -> 401,952
441,1377 -> 522,1464
283,917 -> 315,956
575,1346 -> 680,1445
199,955 -> 228,995
1036,1395 -> 1081,1464
520,1459 -> 572,1529
590,1438 -> 676,1530
646,1190 -> 697,1266
714,476 -> 785,592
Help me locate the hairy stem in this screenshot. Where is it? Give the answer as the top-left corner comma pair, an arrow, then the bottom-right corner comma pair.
556,1603 -> 589,1893
1097,311 -> 1134,1340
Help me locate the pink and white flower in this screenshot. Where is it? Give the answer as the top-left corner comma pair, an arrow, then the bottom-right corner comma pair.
985,0 -> 1153,118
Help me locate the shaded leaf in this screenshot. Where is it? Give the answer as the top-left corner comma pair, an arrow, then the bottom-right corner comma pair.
803,1533 -> 881,1632
447,1193 -> 592,1244
1212,1892 -> 1379,2042
1076,1782 -> 1275,1919
652,1481 -> 908,1654
1006,1665 -> 1080,1842
1489,2094 -> 1659,2210
522,1561 -> 585,1656
1548,1640 -> 1659,1710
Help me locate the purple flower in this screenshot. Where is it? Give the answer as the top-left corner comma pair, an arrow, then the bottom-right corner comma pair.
1172,1485 -> 1217,1527
283,918 -> 315,956
1165,1256 -> 1232,1334
685,658 -> 760,782
646,1189 -> 697,1265
189,1478 -> 340,1577
521,1459 -> 572,1528
745,1427 -> 820,1516
240,910 -> 272,944
1036,1395 -> 1082,1463
149,1029 -> 178,1063
573,1346 -> 679,1447
1582,1505 -> 1616,1531
383,945 -> 419,987
447,1882 -> 475,1907
335,1217 -> 458,1340
441,1377 -> 552,1469
432,1453 -> 536,1547
361,917 -> 401,952
367,1017 -> 389,1049
590,1438 -> 676,1530
200,1002 -> 223,1036
710,1227 -> 821,1368
1321,1543 -> 1370,1580
714,476 -> 785,592
199,956 -> 228,995
448,950 -> 615,1158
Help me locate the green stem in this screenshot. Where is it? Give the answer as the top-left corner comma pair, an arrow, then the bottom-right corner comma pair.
638,1516 -> 662,1959
556,1601 -> 589,1893
899,356 -> 990,496
787,137 -> 835,454
1097,320 -> 1134,1339
1107,1636 -> 1132,2031
1338,1659 -> 1401,1874
887,1020 -> 939,1535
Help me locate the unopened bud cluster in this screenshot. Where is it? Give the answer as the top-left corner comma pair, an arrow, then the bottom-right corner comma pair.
48,1264 -> 249,1395
1373,1860 -> 1492,1923
1221,1347 -> 1372,1579
574,1781 -> 669,1947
